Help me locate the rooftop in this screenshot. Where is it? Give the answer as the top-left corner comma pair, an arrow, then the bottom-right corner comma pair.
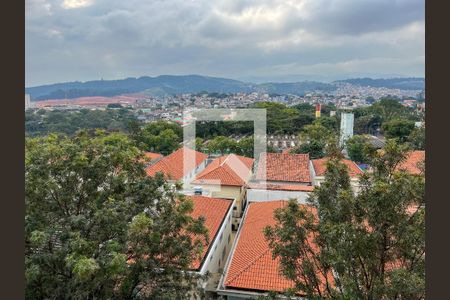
396,150 -> 425,175
312,157 -> 363,177
223,201 -> 329,294
145,147 -> 208,181
192,154 -> 254,187
189,196 -> 232,270
143,152 -> 163,161
255,152 -> 311,184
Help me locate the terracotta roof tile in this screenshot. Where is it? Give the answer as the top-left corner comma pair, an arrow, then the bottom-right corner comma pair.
145,147 -> 208,180
312,157 -> 363,177
255,153 -> 311,183
224,201 -> 329,294
192,154 -> 254,186
396,150 -> 425,175
189,196 -> 232,270
144,152 -> 163,161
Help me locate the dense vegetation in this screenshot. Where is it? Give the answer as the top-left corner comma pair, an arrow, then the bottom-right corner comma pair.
25,108 -> 138,136
25,132 -> 208,299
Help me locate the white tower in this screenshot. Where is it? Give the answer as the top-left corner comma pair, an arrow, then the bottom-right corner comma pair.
340,112 -> 354,146
25,94 -> 31,110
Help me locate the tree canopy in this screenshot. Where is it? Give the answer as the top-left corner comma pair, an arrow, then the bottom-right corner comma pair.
265,141 -> 425,299
25,131 -> 208,299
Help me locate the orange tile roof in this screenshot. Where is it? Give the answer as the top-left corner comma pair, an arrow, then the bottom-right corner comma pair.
247,183 -> 314,192
312,157 -> 363,177
189,196 -> 232,270
224,201 -> 329,294
396,150 -> 425,175
145,147 -> 208,181
144,152 -> 163,161
192,154 -> 254,187
255,153 -> 311,183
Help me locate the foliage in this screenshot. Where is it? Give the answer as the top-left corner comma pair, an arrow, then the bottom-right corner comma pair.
382,119 -> 416,143
131,120 -> 182,155
205,135 -> 255,157
408,125 -> 425,150
25,131 -> 208,299
25,108 -> 138,136
196,121 -> 254,139
293,122 -> 336,159
264,141 -> 425,299
254,102 -> 315,134
345,135 -> 375,164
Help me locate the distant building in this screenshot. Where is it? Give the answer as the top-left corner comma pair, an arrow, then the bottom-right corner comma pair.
25,94 -> 31,110
340,112 -> 354,146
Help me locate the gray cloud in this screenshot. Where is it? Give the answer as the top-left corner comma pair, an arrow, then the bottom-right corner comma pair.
26,0 -> 424,86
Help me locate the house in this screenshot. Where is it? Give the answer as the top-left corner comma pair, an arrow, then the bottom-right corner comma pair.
311,157 -> 363,192
245,183 -> 314,204
246,153 -> 313,204
188,196 -> 236,294
191,154 -> 254,230
217,201 -> 329,299
253,152 -> 312,186
396,150 -> 425,175
145,147 -> 208,184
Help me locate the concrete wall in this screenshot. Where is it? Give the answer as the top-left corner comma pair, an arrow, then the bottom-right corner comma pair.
246,189 -> 310,203
199,199 -> 235,291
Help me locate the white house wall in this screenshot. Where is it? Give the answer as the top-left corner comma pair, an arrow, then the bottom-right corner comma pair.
246,189 -> 310,204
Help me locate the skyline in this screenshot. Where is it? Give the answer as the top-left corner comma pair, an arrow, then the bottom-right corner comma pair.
26,0 -> 424,87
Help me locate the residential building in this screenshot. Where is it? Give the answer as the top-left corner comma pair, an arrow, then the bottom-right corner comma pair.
246,152 -> 313,204
311,157 -> 363,192
217,201 -> 329,299
145,147 -> 208,184
191,154 -> 254,230
188,196 -> 236,294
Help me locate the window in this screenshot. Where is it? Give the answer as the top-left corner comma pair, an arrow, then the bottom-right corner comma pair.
219,233 -> 223,242
228,234 -> 231,244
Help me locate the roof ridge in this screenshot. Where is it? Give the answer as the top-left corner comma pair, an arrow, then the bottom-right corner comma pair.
221,164 -> 245,184
226,247 -> 272,286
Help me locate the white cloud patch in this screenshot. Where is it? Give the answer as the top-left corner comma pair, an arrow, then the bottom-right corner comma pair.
61,0 -> 93,9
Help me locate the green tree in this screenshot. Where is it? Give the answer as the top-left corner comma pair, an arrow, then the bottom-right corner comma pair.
133,121 -> 182,154
264,141 -> 425,299
294,122 -> 335,159
382,119 -> 415,143
25,131 -> 208,299
345,135 -> 375,164
207,136 -> 237,155
408,125 -> 425,150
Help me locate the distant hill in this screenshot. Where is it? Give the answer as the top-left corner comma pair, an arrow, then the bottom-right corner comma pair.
25,75 -> 335,100
334,77 -> 424,90
26,75 -> 424,101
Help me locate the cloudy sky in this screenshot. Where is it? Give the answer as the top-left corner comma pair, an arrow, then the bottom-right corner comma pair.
26,0 -> 424,86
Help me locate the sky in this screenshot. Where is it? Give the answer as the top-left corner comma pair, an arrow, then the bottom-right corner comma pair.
26,0 -> 425,87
